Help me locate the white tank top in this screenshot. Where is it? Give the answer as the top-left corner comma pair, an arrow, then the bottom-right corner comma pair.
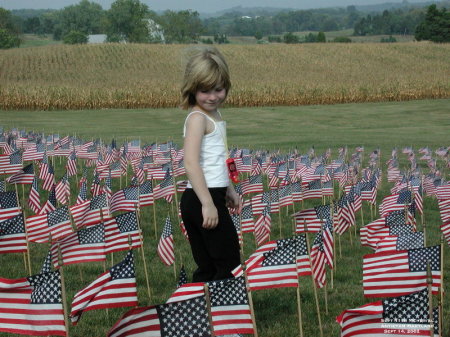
183,111 -> 229,188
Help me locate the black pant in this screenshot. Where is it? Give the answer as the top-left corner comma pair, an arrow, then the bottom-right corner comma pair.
180,188 -> 241,282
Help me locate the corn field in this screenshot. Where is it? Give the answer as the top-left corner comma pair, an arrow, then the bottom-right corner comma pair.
0,43 -> 449,110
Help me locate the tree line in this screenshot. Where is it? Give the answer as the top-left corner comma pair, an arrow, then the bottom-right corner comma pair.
1,0 -> 449,48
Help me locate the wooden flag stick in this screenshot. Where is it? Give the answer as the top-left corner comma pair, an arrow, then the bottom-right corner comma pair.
22,212 -> 32,275
136,208 -> 152,301
426,261 -> 434,337
242,264 -> 258,337
295,257 -> 304,337
152,179 -> 158,239
57,244 -> 70,337
304,222 -> 323,337
203,283 -> 216,337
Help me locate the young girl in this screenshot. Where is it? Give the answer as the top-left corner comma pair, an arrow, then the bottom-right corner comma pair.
180,47 -> 241,282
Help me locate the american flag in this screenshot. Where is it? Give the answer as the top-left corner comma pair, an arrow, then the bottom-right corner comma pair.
302,180 -> 323,200
167,282 -> 204,303
5,163 -> 34,184
103,171 -> 112,199
375,231 -> 424,253
240,203 -> 254,233
0,151 -> 22,175
108,295 -> 211,337
70,251 -> 138,324
55,173 -> 70,205
337,288 -> 439,337
291,181 -> 303,202
157,217 -> 175,266
254,206 -> 271,246
363,245 -> 441,298
66,151 -> 77,177
0,191 -> 21,222
41,161 -> 55,191
120,149 -> 128,175
139,180 -> 154,207
437,198 -> 450,224
208,276 -> 254,335
38,183 -> 57,215
153,170 -> 175,201
109,186 -> 139,213
230,213 -> 243,246
240,174 -> 263,195
177,265 -> 188,288
436,183 -> 450,200
172,159 -> 185,177
51,222 -> 105,268
310,219 -> 333,288
40,250 -> 53,274
440,220 -> 450,247
22,142 -> 45,161
26,206 -> 73,243
69,193 -> 109,228
0,270 -> 66,336
233,236 -> 311,291
0,213 -> 27,254
294,204 -> 331,234
269,190 -> 279,214
379,189 -> 412,217
28,176 -> 41,214
278,184 -> 293,208
334,196 -> 356,235
104,211 -> 142,254
90,173 -> 102,198
361,211 -> 415,249
76,180 -> 88,205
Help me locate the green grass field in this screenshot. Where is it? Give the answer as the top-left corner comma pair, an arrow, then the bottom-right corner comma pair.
0,99 -> 449,337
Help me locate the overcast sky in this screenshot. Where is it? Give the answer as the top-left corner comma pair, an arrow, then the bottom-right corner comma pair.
0,0 -> 431,13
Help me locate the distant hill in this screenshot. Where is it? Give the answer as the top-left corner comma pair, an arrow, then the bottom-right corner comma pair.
200,1 -> 448,18
354,0 -> 448,13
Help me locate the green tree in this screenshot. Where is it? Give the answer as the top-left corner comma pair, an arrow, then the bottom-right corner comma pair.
159,10 -> 203,43
0,8 -> 21,48
317,31 -> 326,42
283,32 -> 299,43
415,4 -> 450,42
23,17 -> 41,33
63,30 -> 88,44
254,31 -> 263,40
55,0 -> 104,40
304,32 -> 317,43
105,0 -> 149,43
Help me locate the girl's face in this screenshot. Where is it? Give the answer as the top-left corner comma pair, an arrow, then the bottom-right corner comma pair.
194,85 -> 227,114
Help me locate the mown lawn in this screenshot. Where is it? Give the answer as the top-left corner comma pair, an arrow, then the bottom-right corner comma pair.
0,99 -> 449,337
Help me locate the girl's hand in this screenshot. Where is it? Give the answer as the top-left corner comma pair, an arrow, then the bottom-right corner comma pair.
202,202 -> 219,229
226,188 -> 242,214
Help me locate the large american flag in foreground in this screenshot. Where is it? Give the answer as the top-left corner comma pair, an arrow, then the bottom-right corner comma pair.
337,288 -> 439,337
208,276 -> 254,336
0,271 -> 66,336
233,236 -> 311,290
108,295 -> 211,337
70,251 -> 138,324
363,245 -> 441,298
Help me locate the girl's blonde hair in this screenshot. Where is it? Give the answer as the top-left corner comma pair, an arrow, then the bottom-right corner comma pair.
180,46 -> 231,110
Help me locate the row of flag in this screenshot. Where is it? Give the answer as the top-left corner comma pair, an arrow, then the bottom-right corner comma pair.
0,127 -> 449,336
